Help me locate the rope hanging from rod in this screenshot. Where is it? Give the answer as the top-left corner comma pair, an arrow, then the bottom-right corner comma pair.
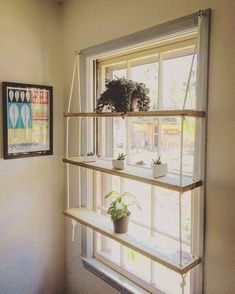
182,10 -> 203,110
66,51 -> 82,241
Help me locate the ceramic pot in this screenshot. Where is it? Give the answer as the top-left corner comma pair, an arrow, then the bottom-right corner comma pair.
113,213 -> 130,234
152,163 -> 168,178
81,155 -> 98,162
112,159 -> 126,170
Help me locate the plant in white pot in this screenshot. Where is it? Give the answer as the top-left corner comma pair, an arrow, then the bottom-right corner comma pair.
112,153 -> 126,170
105,191 -> 140,234
81,152 -> 98,162
152,156 -> 168,178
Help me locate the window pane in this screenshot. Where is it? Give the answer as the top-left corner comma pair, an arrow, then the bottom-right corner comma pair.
113,117 -> 126,158
96,233 -> 121,265
124,247 -> 151,283
163,53 -> 196,110
112,117 -> 195,174
123,223 -> 152,282
154,263 -> 190,294
124,180 -> 151,227
105,64 -> 127,80
131,58 -> 158,110
154,188 -> 191,243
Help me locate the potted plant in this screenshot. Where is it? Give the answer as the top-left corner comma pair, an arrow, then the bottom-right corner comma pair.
152,156 -> 168,178
96,77 -> 150,114
135,160 -> 146,166
105,191 -> 140,234
81,152 -> 98,162
112,153 -> 126,170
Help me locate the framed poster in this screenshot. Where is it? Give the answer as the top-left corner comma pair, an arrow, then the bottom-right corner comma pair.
2,82 -> 53,159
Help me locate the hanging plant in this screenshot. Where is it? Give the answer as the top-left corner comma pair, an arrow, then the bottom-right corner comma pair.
96,77 -> 151,114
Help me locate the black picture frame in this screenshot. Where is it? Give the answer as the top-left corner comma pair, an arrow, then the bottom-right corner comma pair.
2,82 -> 53,159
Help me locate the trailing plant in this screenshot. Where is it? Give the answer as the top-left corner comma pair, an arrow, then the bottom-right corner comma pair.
152,156 -> 162,165
96,77 -> 150,114
105,191 -> 140,221
117,153 -> 126,160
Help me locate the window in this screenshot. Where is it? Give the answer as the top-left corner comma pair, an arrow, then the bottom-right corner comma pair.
69,10 -> 210,294
92,37 -> 196,294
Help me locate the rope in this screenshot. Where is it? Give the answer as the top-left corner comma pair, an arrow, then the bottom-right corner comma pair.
180,273 -> 187,294
179,192 -> 183,266
71,219 -> 77,242
182,10 -> 203,109
179,116 -> 185,271
179,115 -> 185,186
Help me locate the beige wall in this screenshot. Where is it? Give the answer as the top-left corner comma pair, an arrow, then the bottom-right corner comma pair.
0,1 -> 65,294
62,0 -> 235,294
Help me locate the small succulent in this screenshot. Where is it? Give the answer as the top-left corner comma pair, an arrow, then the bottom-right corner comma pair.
117,153 -> 126,160
135,160 -> 146,166
87,152 -> 95,156
152,156 -> 162,165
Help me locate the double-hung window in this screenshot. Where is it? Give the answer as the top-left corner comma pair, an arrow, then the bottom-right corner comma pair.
93,36 -> 195,294
67,10 -> 210,294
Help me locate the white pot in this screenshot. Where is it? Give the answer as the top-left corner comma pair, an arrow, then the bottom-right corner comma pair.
112,159 -> 126,170
81,155 -> 98,162
152,163 -> 168,178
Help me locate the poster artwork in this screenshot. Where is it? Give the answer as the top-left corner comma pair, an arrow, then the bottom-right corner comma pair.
2,82 -> 53,159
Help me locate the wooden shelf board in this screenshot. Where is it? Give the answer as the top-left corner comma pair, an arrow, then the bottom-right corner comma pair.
64,110 -> 205,118
63,158 -> 201,193
64,207 -> 201,274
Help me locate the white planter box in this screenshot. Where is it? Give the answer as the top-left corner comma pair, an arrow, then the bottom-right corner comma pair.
152,163 -> 168,178
81,155 -> 98,162
112,159 -> 126,170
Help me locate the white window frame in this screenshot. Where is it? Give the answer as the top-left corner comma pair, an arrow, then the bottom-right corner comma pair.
78,9 -> 210,294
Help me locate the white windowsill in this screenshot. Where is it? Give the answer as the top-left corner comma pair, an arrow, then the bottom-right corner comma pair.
82,257 -> 150,294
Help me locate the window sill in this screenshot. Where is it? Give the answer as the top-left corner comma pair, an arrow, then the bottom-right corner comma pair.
82,257 -> 150,294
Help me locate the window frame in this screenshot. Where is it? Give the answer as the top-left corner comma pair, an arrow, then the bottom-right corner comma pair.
93,40 -> 197,293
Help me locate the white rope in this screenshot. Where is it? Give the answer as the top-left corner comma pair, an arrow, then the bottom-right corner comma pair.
182,51 -> 196,110
76,52 -> 81,113
179,115 -> 185,268
180,273 -> 187,294
182,10 -> 203,110
180,116 -> 185,185
71,219 -> 77,242
66,55 -> 77,211
179,192 -> 183,266
75,52 -> 82,208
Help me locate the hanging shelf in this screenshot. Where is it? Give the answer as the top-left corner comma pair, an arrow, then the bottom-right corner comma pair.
64,109 -> 205,118
64,207 -> 201,274
63,10 -> 210,289
63,158 -> 201,193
